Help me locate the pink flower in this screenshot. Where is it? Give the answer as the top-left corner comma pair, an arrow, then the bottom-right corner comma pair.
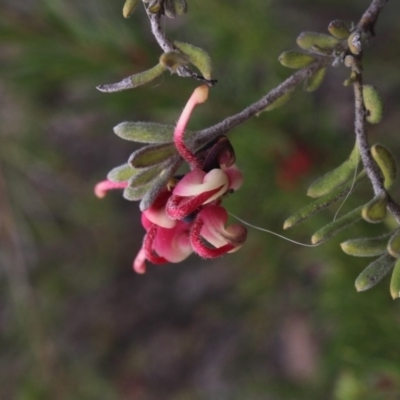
96,85 -> 247,273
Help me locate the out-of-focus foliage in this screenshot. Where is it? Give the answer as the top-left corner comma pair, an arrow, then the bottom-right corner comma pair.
1,0 -> 400,399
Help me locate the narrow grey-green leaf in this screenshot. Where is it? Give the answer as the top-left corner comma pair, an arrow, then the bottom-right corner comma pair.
341,232 -> 393,257
97,63 -> 166,93
311,206 -> 362,245
129,143 -> 176,169
139,156 -> 182,211
123,183 -> 152,201
128,163 -> 167,189
355,253 -> 395,292
107,163 -> 136,183
284,171 -> 366,230
114,122 -> 175,144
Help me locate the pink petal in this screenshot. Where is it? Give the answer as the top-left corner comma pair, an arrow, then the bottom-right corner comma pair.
143,190 -> 176,229
224,164 -> 244,192
153,221 -> 193,263
143,224 -> 168,265
94,180 -> 128,198
173,169 -> 229,201
190,205 -> 247,258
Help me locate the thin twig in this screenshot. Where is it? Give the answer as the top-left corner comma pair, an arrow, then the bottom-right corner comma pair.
190,58 -> 330,149
145,7 -> 216,86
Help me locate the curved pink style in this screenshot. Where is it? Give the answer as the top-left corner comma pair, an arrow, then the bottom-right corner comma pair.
174,85 -> 209,168
94,180 -> 128,198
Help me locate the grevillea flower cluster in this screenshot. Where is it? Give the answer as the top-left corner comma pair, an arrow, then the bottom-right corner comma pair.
95,86 -> 247,273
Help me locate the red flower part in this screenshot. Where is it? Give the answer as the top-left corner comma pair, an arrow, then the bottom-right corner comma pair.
134,220 -> 193,273
143,189 -> 176,228
166,186 -> 224,220
223,164 -> 244,192
174,85 -> 209,168
94,180 -> 128,198
165,168 -> 229,219
190,205 -> 247,258
143,224 -> 169,265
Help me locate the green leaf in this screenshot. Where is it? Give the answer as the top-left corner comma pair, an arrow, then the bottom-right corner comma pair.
96,63 -> 166,93
278,51 -> 315,69
123,0 -> 140,18
303,67 -> 326,92
129,143 -> 177,169
139,157 -> 182,211
128,163 -> 168,189
355,253 -> 395,292
390,258 -> 400,299
371,144 -> 397,189
284,171 -> 366,230
107,163 -> 136,183
341,232 -> 392,257
361,192 -> 388,224
311,206 -> 362,245
174,40 -> 213,80
296,32 -> 340,52
363,85 -> 383,124
307,143 -> 360,198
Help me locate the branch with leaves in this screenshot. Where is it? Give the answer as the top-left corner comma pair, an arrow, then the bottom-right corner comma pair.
95,0 -> 400,298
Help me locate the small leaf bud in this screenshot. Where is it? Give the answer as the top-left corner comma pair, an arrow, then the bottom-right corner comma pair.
278,51 -> 315,69
387,230 -> 400,259
328,20 -> 350,40
361,192 -> 388,223
296,31 -> 340,52
123,0 -> 140,18
159,51 -> 189,71
304,67 -> 326,92
371,144 -> 397,189
363,85 -> 383,124
347,32 -> 362,55
174,41 -> 213,80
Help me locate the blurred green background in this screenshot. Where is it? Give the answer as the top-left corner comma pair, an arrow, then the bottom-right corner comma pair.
1,0 -> 400,399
